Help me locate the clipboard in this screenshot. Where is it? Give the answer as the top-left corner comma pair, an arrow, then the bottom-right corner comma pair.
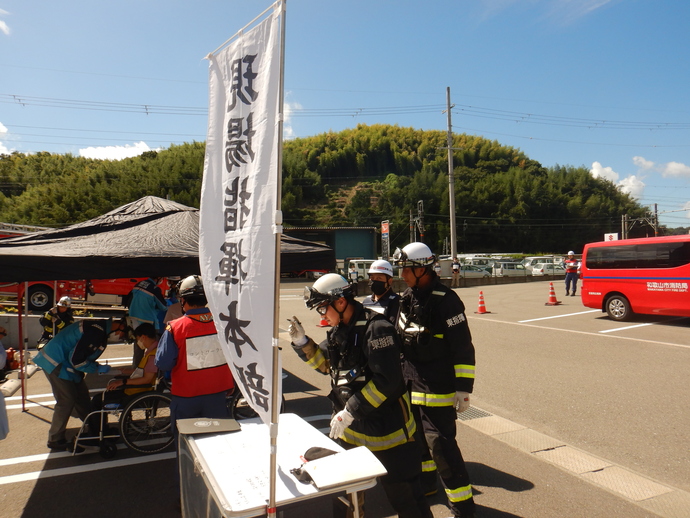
177,418 -> 241,436
300,446 -> 387,490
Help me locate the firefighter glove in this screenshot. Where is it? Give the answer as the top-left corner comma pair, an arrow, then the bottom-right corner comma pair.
454,391 -> 470,413
329,408 -> 354,439
97,364 -> 112,375
288,316 -> 308,346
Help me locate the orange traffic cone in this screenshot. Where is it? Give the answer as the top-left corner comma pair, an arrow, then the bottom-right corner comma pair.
544,282 -> 562,306
474,291 -> 491,314
317,317 -> 330,327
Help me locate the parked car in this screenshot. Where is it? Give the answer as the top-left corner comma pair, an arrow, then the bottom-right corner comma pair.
493,262 -> 528,277
521,256 -> 555,272
531,263 -> 566,276
460,265 -> 491,278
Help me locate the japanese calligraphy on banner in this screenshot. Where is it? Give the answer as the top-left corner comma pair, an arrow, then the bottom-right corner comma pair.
199,6 -> 282,425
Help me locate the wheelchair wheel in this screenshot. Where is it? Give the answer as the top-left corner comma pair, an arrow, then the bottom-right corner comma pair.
119,392 -> 174,454
99,442 -> 118,459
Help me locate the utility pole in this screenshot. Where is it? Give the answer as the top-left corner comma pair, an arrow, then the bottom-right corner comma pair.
442,87 -> 460,259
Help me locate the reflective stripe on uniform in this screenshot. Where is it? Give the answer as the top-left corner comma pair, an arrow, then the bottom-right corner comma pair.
341,408 -> 417,451
307,348 -> 326,371
410,391 -> 454,407
455,364 -> 475,379
445,484 -> 473,502
361,380 -> 387,408
422,459 -> 437,473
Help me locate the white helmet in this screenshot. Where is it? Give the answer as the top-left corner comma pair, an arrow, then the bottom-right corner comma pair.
57,296 -> 72,307
568,251 -> 575,256
178,275 -> 205,298
368,260 -> 394,277
304,274 -> 352,310
392,242 -> 436,267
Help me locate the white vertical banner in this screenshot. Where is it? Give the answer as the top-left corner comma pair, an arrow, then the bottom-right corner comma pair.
199,5 -> 282,425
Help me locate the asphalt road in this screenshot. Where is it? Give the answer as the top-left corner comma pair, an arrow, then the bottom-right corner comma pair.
1,279 -> 688,518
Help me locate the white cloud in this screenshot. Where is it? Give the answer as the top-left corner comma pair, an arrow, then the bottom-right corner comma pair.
618,175 -> 645,198
590,161 -> 645,199
660,161 -> 690,179
0,121 -> 11,154
79,141 -> 154,160
478,0 -> 619,23
590,161 -> 619,182
633,156 -> 690,179
632,156 -> 655,171
283,100 -> 302,139
0,8 -> 10,36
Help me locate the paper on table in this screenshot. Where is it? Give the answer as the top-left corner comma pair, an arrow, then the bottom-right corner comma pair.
301,446 -> 387,490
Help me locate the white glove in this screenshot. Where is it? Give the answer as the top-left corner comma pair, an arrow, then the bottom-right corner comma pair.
287,316 -> 308,346
329,409 -> 354,439
454,391 -> 470,413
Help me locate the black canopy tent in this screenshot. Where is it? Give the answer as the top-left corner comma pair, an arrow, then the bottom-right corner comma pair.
0,196 -> 335,282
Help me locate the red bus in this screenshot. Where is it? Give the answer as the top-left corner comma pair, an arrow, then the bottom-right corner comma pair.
581,235 -> 690,321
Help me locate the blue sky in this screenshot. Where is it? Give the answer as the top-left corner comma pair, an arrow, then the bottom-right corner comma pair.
1,0 -> 689,227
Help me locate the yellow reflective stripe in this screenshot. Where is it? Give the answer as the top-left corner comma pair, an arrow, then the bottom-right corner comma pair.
431,290 -> 445,297
410,391 -> 455,407
455,364 -> 475,379
361,380 -> 387,408
422,459 -> 437,473
445,484 -> 473,502
433,334 -> 443,339
341,404 -> 417,451
307,349 -> 326,371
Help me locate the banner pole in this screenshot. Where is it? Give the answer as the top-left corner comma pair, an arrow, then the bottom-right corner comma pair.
267,2 -> 286,517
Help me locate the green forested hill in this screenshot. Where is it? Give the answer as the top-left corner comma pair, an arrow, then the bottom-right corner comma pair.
0,124 -> 652,253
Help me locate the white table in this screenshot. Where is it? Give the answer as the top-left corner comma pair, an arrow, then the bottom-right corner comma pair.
179,413 -> 386,518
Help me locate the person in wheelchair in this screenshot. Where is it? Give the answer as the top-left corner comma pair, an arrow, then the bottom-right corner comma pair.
87,323 -> 160,435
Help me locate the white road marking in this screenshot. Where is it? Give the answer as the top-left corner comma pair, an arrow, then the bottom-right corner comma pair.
519,310 -> 600,322
468,316 -> 690,350
0,452 -> 176,485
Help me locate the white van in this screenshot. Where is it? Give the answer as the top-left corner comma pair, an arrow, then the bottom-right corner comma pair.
521,256 -> 555,272
346,259 -> 377,281
493,262 -> 528,277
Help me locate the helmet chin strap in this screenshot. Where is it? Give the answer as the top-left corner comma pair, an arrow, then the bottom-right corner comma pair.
411,265 -> 427,288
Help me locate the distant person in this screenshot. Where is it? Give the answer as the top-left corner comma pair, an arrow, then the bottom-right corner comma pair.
163,277 -> 184,325
434,261 -> 442,276
451,258 -> 461,288
38,296 -> 75,347
564,251 -> 580,296
348,264 -> 359,296
362,260 -> 399,324
33,318 -> 128,451
127,277 -> 167,365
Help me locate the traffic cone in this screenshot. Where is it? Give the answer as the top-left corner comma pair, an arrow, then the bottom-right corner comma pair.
545,282 -> 562,306
474,291 -> 491,314
317,317 -> 330,327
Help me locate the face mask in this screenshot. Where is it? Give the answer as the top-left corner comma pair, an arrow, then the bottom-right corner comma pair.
136,339 -> 146,350
369,280 -> 388,296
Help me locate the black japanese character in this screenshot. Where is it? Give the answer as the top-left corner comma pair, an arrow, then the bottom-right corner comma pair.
227,54 -> 258,112
220,300 -> 257,357
225,113 -> 256,173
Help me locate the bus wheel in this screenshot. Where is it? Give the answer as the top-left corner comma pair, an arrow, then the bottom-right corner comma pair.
606,295 -> 632,322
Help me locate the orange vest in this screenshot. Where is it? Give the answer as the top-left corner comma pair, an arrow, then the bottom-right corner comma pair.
168,312 -> 234,398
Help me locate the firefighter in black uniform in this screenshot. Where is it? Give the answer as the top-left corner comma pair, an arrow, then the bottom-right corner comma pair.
288,273 -> 432,518
393,242 -> 476,518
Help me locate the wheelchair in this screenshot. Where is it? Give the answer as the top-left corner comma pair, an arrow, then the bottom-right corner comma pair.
74,377 -> 174,459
